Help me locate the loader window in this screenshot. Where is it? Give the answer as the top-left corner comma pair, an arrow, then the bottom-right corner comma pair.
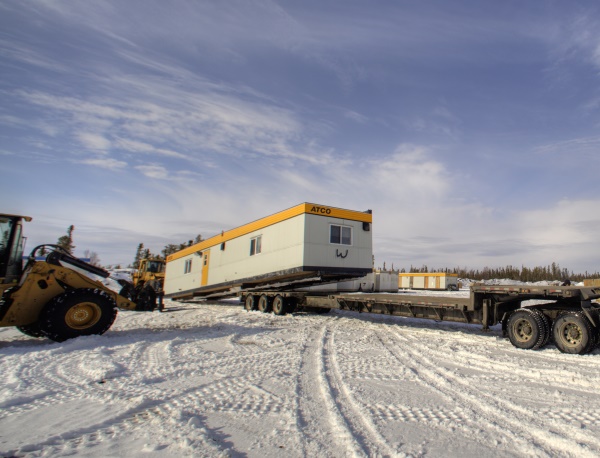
147,261 -> 163,273
0,217 -> 13,276
330,224 -> 352,245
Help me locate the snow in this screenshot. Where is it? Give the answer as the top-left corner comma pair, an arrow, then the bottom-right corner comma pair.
1,293 -> 600,457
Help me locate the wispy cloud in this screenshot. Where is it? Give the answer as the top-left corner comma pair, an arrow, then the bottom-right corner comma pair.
135,164 -> 169,179
77,157 -> 127,170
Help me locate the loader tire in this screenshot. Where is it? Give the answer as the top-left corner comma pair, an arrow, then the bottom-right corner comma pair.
118,281 -> 135,301
17,322 -> 44,338
552,312 -> 595,355
135,286 -> 157,311
506,309 -> 545,350
39,289 -> 117,342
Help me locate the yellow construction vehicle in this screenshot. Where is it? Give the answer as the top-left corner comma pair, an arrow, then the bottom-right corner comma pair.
0,214 -> 157,342
127,258 -> 165,310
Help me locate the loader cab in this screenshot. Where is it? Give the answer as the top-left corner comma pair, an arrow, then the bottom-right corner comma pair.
144,259 -> 165,274
0,214 -> 31,285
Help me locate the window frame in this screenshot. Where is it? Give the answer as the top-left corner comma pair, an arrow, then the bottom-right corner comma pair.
249,235 -> 262,256
184,258 -> 192,274
329,224 -> 352,246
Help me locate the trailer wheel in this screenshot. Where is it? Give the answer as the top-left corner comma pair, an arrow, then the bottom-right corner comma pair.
257,295 -> 272,313
531,309 -> 552,347
591,310 -> 600,349
552,312 -> 595,354
272,295 -> 287,316
39,289 -> 118,342
17,322 -> 44,338
244,295 -> 257,311
506,309 -> 546,350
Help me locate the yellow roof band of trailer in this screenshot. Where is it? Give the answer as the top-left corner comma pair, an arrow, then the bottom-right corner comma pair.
167,203 -> 373,262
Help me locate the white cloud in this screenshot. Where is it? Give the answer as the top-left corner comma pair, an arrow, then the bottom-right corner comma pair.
77,157 -> 127,170
135,164 -> 169,179
77,132 -> 111,151
344,110 -> 368,123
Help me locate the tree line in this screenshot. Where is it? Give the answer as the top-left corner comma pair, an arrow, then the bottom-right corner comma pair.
131,234 -> 204,268
401,263 -> 600,282
54,225 -> 204,269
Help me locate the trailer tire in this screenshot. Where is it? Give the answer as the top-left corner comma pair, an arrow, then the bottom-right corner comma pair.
531,309 -> 552,347
39,289 -> 118,342
244,295 -> 257,311
552,312 -> 595,354
272,295 -> 287,316
257,295 -> 272,313
591,310 -> 600,349
506,309 -> 545,350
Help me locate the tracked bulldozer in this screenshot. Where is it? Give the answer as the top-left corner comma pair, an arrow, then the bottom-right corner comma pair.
0,214 -> 157,342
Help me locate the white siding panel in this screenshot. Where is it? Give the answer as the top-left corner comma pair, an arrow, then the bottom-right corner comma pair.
164,253 -> 204,296
303,214 -> 372,270
208,214 -> 305,284
165,214 -> 307,294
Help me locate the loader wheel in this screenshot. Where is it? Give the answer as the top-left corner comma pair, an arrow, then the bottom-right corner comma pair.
257,295 -> 272,313
272,295 -> 287,316
17,322 -> 44,338
135,287 -> 157,311
244,295 -> 257,311
506,309 -> 545,350
552,312 -> 595,355
39,289 -> 117,342
118,281 -> 135,301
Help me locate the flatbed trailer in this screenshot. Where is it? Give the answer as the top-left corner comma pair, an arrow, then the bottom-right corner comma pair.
240,284 -> 600,355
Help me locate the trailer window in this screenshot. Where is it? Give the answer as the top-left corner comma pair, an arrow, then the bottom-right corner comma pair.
250,235 -> 262,256
330,225 -> 352,245
184,259 -> 192,274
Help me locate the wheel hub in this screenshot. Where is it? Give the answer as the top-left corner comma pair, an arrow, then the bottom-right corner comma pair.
563,323 -> 582,345
514,319 -> 533,342
65,302 -> 101,329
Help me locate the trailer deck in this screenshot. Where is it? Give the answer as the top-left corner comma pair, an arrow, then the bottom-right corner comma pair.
241,284 -> 600,354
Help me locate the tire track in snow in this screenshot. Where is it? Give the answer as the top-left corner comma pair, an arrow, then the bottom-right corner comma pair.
0,382 -> 225,458
382,325 -> 600,457
416,334 -> 600,396
324,324 -> 400,457
398,329 -> 600,446
295,323 -> 364,457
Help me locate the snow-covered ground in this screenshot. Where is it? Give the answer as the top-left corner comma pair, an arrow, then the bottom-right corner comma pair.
1,293 -> 600,457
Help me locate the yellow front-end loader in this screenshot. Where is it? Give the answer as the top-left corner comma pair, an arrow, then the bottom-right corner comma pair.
0,214 -> 156,342
122,257 -> 165,311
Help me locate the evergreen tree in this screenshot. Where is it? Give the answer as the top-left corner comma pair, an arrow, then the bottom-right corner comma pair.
57,225 -> 75,254
133,243 -> 144,267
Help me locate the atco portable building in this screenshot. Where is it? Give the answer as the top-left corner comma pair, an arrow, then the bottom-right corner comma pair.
399,272 -> 459,291
164,203 -> 373,299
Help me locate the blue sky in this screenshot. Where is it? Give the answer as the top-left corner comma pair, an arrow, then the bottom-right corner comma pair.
1,0 -> 599,272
